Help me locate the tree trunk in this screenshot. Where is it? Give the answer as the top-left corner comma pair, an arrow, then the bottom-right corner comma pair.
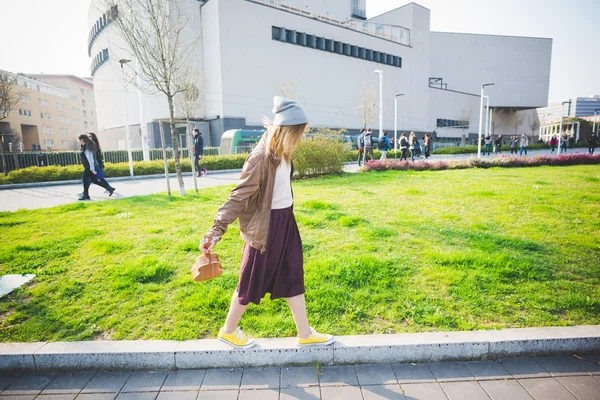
158,120 -> 171,196
167,94 -> 185,196
12,151 -> 20,170
0,146 -> 7,176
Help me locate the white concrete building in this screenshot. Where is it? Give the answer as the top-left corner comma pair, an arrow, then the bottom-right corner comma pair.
88,0 -> 553,150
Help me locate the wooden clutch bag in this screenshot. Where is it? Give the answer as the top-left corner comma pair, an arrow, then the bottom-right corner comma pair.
191,253 -> 223,282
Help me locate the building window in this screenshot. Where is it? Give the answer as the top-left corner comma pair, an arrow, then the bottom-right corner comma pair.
81,89 -> 86,96
41,112 -> 51,120
60,128 -> 68,136
73,118 -> 81,124
39,99 -> 49,107
83,110 -> 88,118
42,126 -> 54,135
56,103 -> 67,111
90,121 -> 95,127
437,118 -> 469,129
20,95 -> 30,104
82,100 -> 86,107
44,139 -> 54,147
84,121 -> 88,128
72,106 -> 80,113
71,95 -> 78,102
59,116 -> 68,123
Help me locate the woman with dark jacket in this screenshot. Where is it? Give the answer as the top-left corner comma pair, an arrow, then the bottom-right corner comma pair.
88,132 -> 116,193
78,134 -> 114,201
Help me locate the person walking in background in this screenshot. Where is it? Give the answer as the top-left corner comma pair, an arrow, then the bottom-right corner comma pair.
363,128 -> 376,164
423,133 -> 432,159
510,135 -> 518,155
201,96 -> 334,349
357,129 -> 365,166
193,128 -> 207,177
568,135 -> 575,150
399,132 -> 409,161
520,133 -> 529,156
88,132 -> 116,195
560,134 -> 568,153
484,135 -> 492,156
494,134 -> 502,154
409,132 -> 417,161
78,134 -> 114,201
550,135 -> 557,153
378,132 -> 391,160
589,132 -> 598,155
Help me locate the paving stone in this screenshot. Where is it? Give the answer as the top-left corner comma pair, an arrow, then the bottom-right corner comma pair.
401,382 -> 448,400
319,365 -> 358,387
556,376 -> 600,400
115,393 -> 158,400
441,381 -> 491,400
2,373 -> 56,395
518,377 -> 577,400
355,364 -> 397,386
240,367 -> 280,389
0,373 -> 21,391
321,385 -> 363,400
479,380 -> 533,400
428,361 -> 474,382
156,391 -> 198,400
197,390 -> 239,400
280,387 -> 321,400
161,370 -> 205,391
571,356 -> 600,375
281,367 -> 319,388
41,372 -> 95,394
0,395 -> 36,400
238,389 -> 279,400
200,368 -> 243,391
121,372 -> 167,393
361,384 -> 407,400
75,395 -> 118,400
36,395 -> 77,400
464,360 -> 512,380
81,372 -> 132,394
500,358 -> 550,379
535,357 -> 588,377
392,363 -> 436,384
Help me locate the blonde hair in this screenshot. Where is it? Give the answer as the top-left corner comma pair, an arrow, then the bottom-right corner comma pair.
409,131 -> 415,145
266,124 -> 307,163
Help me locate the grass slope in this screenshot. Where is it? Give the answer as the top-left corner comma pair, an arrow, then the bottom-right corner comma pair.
1,166 -> 599,342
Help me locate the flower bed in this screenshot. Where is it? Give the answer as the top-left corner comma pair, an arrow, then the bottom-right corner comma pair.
362,153 -> 600,172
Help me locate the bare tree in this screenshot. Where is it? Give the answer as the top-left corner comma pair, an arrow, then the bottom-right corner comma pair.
176,68 -> 205,192
0,72 -> 22,174
513,110 -> 525,135
457,107 -> 473,130
278,78 -> 301,101
104,0 -> 200,196
529,109 -> 540,138
356,82 -> 377,129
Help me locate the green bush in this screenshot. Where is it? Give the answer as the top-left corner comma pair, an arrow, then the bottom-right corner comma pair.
293,135 -> 345,178
0,154 -> 248,185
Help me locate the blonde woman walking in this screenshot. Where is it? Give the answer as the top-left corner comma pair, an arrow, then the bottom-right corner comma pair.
200,97 -> 334,349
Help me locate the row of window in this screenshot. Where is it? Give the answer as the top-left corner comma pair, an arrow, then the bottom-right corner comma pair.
436,119 -> 469,129
18,80 -> 67,98
88,6 -> 117,56
39,99 -> 50,107
271,26 -> 403,68
19,109 -> 32,117
91,48 -> 110,76
58,116 -> 68,123
20,95 -> 30,104
41,112 -> 51,120
57,103 -> 67,111
60,128 -> 69,136
42,126 -> 53,134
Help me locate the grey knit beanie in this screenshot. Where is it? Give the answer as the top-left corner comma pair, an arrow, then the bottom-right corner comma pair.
272,96 -> 309,126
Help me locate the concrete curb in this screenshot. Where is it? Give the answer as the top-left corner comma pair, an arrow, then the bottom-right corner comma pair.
1,326 -> 598,372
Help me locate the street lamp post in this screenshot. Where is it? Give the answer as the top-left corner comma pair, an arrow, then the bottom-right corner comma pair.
119,58 -> 134,176
593,109 -> 600,136
557,100 -> 571,156
394,93 -> 404,157
477,83 -> 495,158
374,70 -> 383,138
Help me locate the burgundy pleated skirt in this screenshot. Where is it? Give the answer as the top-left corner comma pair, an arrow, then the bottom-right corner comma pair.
237,206 -> 305,305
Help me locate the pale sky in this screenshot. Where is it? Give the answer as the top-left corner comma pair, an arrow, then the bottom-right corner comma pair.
0,0 -> 598,101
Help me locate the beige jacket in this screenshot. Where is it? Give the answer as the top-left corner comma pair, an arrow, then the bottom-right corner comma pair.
208,137 -> 291,254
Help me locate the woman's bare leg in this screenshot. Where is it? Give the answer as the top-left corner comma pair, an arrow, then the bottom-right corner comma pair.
286,294 -> 311,339
223,290 -> 248,334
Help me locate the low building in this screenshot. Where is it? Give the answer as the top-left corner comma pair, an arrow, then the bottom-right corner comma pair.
0,69 -> 98,152
88,0 -> 553,150
537,96 -> 600,142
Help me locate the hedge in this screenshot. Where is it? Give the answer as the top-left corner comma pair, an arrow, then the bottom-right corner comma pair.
0,154 -> 248,185
361,153 -> 600,172
431,142 -> 588,155
293,136 -> 345,178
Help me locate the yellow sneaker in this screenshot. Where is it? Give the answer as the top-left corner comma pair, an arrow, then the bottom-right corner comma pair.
297,327 -> 335,346
218,327 -> 256,349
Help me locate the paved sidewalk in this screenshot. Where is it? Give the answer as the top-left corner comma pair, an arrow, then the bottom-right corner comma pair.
1,355 -> 599,399
0,149 -> 567,212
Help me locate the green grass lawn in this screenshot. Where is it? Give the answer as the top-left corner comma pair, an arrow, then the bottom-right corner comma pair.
1,166 -> 599,342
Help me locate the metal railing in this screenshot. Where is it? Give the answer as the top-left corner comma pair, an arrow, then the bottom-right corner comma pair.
249,0 -> 411,46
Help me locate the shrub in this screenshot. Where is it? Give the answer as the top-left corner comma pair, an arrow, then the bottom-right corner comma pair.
362,153 -> 600,172
0,154 -> 248,185
293,135 -> 345,179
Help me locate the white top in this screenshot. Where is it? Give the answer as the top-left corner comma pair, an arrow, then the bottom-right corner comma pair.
271,158 -> 293,209
84,149 -> 96,173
